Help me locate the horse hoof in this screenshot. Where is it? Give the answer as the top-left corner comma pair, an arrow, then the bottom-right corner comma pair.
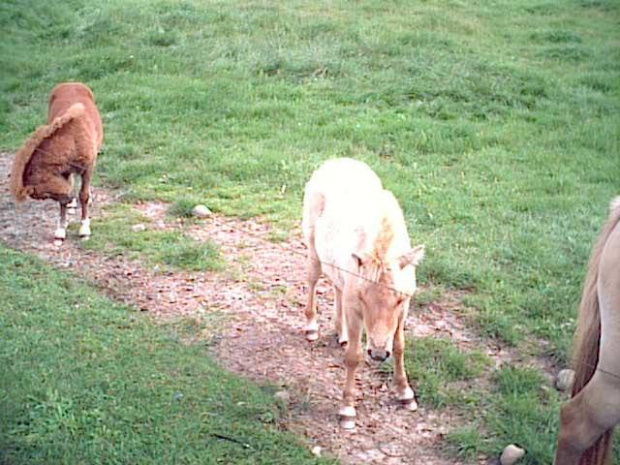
338,406 -> 356,430
79,220 -> 91,238
339,339 -> 348,348
401,397 -> 418,411
398,387 -> 418,411
54,228 -> 66,240
305,329 -> 319,342
340,417 -> 356,430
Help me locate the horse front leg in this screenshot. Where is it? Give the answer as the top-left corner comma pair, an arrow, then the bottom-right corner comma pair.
54,201 -> 69,241
339,302 -> 362,429
393,311 -> 417,411
78,170 -> 92,238
334,286 -> 348,346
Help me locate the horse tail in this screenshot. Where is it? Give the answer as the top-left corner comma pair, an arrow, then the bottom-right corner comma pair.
572,196 -> 620,465
9,103 -> 86,201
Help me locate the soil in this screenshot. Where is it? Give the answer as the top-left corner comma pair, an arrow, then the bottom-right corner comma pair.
0,153 -> 519,464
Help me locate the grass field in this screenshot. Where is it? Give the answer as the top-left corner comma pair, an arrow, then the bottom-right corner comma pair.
1,0 -> 619,463
0,245 -> 333,465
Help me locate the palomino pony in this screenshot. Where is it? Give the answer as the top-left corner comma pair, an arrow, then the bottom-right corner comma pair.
302,158 -> 425,429
555,197 -> 620,465
10,82 -> 103,241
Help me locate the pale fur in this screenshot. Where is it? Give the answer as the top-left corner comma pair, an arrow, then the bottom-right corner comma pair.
555,196 -> 620,465
303,158 -> 415,293
302,158 -> 424,427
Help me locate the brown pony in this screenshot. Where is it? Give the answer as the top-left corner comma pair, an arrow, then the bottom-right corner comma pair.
10,82 -> 103,241
555,197 -> 620,465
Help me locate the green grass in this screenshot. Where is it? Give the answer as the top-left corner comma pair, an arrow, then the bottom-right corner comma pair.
403,337 -> 489,408
1,0 -> 619,462
80,203 -> 223,271
0,245 -> 333,465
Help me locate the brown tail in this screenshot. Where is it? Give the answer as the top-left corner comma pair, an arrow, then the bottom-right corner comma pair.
571,196 -> 620,465
9,103 -> 86,201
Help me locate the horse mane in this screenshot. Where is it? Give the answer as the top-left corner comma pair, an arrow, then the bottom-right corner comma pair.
372,215 -> 396,261
572,196 -> 620,465
9,103 -> 86,202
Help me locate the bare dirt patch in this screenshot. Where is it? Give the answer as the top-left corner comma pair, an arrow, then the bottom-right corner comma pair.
1,153 -> 484,464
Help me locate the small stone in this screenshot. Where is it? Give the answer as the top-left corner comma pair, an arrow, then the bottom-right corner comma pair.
274,390 -> 290,402
556,369 -> 575,392
131,223 -> 146,232
311,446 -> 322,457
500,444 -> 525,465
192,205 -> 212,218
173,392 -> 183,401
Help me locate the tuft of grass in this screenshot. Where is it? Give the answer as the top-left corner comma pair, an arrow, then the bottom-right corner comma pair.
484,367 -> 562,463
446,426 -> 488,462
158,238 -> 221,271
0,245 -> 334,465
168,198 -> 199,218
404,337 -> 489,408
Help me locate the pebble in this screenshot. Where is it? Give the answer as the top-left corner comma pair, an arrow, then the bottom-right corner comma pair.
556,369 -> 575,392
131,223 -> 146,232
500,444 -> 525,465
192,205 -> 212,218
311,446 -> 322,457
274,390 -> 290,402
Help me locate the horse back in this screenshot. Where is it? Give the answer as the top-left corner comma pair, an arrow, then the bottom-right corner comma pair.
49,82 -> 103,152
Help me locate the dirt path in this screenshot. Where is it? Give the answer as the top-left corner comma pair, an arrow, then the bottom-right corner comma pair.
1,153 -> 485,464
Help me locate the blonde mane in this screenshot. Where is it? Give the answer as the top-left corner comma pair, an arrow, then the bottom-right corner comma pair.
9,103 -> 85,201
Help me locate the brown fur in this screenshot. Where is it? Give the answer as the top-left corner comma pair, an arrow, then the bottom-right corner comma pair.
10,82 -> 103,203
568,198 -> 620,465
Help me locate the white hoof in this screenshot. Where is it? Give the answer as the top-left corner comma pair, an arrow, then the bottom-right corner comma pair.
305,321 -> 319,342
399,386 -> 415,401
402,398 -> 418,411
338,405 -> 356,430
67,199 -> 78,215
398,387 -> 418,411
54,228 -> 66,240
79,219 -> 91,238
338,336 -> 349,347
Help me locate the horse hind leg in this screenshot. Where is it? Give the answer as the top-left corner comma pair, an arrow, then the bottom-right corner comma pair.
66,198 -> 78,215
78,170 -> 93,238
554,371 -> 620,465
66,174 -> 78,215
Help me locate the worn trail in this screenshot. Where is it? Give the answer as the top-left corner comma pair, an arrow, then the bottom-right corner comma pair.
1,153 -> 476,464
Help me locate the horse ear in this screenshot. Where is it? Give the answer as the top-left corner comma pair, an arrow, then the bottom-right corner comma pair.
398,245 -> 425,269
